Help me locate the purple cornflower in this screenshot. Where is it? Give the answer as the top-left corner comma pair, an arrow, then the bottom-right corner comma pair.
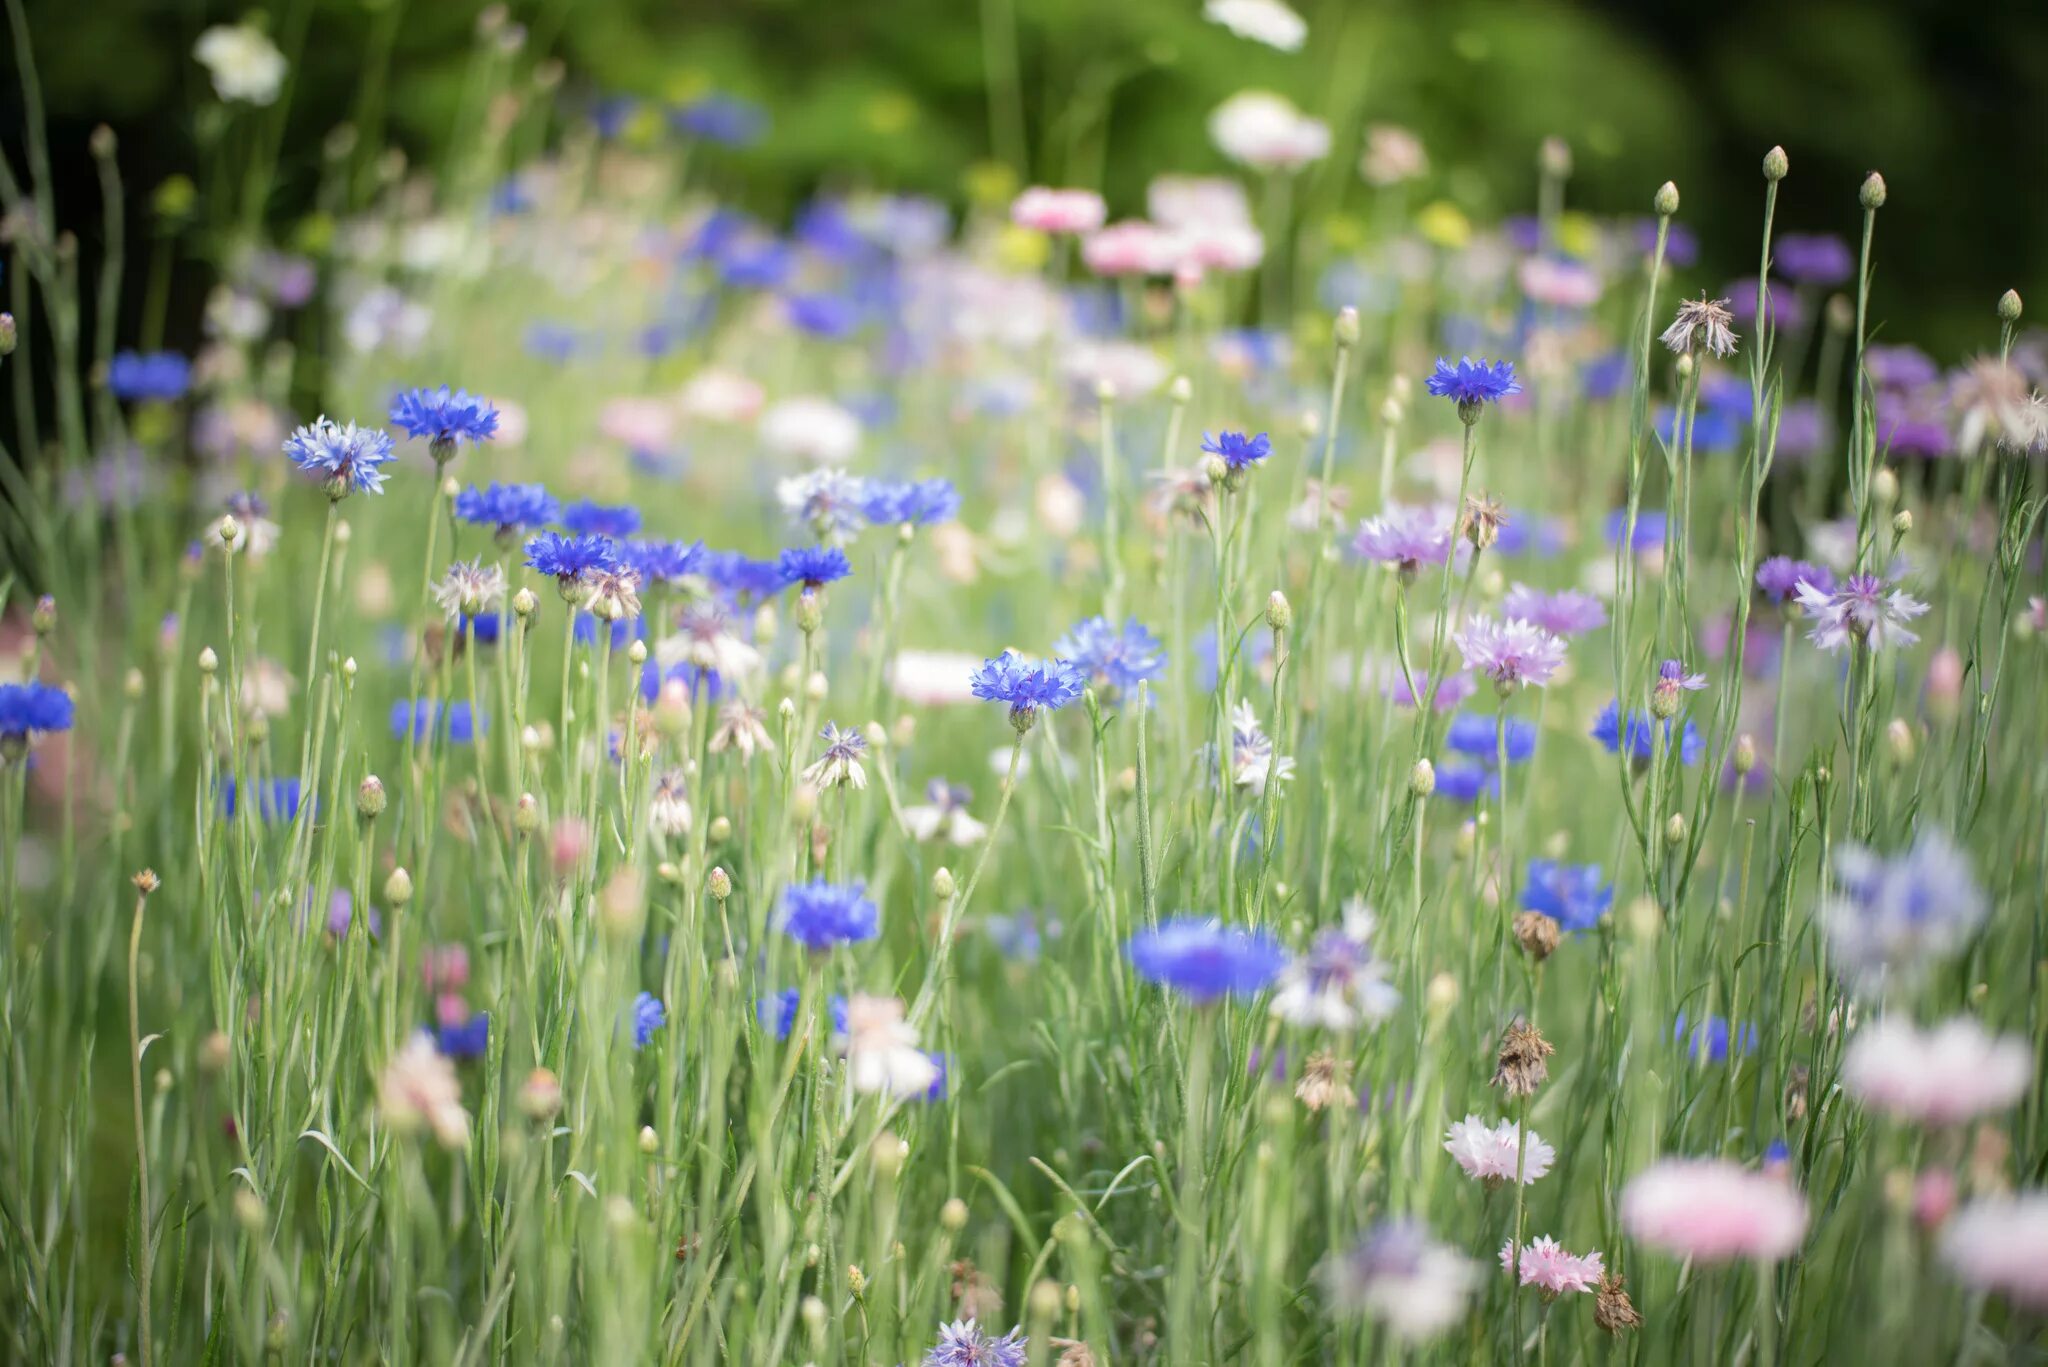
1605,507 -> 1666,554
1454,616 -> 1565,692
862,478 -> 961,528
525,532 -> 620,593
1653,659 -> 1708,715
1352,506 -> 1453,579
456,482 -> 560,538
285,417 -> 397,499
922,1319 -> 1027,1367
1425,356 -> 1520,420
1521,861 -> 1613,932
1054,616 -> 1166,697
969,651 -> 1086,731
562,501 -> 644,538
1386,669 -> 1476,713
1866,344 -> 1940,391
1592,700 -> 1704,767
1500,584 -> 1607,637
1795,574 -> 1929,651
1774,233 -> 1854,287
1821,830 -> 1987,993
1201,430 -> 1273,473
630,992 -> 666,1049
780,880 -> 880,951
1755,556 -> 1833,604
388,386 -> 499,457
777,545 -> 852,590
1125,917 -> 1286,1004
107,350 -> 191,403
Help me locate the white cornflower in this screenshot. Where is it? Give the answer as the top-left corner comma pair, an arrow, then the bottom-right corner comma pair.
840,994 -> 940,1099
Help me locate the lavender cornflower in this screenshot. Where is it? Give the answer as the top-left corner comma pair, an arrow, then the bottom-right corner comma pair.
1521,861 -> 1614,932
1230,700 -> 1295,794
1605,507 -> 1666,555
1386,669 -> 1476,713
1322,1220 -> 1482,1341
802,722 -> 868,790
1454,616 -> 1566,692
1774,232 -> 1854,287
432,559 -> 507,621
1201,429 -> 1273,476
622,538 -> 704,587
778,469 -> 869,540
1501,584 -> 1607,637
1821,830 -> 1987,994
107,350 -> 192,403
777,545 -> 852,590
525,532 -> 620,597
1054,616 -> 1166,697
388,386 -> 499,461
862,477 -> 961,528
969,651 -> 1086,732
561,501 -> 643,538
1425,356 -> 1520,423
1592,701 -> 1704,767
1796,574 -> 1929,651
1126,916 -> 1286,1003
630,992 -> 666,1049
780,880 -> 880,951
1352,505 -> 1453,580
1651,658 -> 1707,717
285,417 -> 397,499
455,482 -> 560,538
1269,900 -> 1400,1030
391,700 -> 484,745
922,1319 -> 1027,1367
1446,713 -> 1537,765
0,681 -> 74,758
1660,295 -> 1739,359
1755,556 -> 1833,605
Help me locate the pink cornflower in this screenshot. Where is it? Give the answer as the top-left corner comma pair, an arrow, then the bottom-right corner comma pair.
1499,1236 -> 1604,1296
1352,505 -> 1453,579
1081,221 -> 1182,278
1501,584 -> 1608,637
1794,573 -> 1928,651
1010,187 -> 1107,236
1620,1158 -> 1808,1263
1841,1016 -> 2031,1127
1455,616 -> 1567,691
1939,1192 -> 2048,1308
1445,1115 -> 1554,1186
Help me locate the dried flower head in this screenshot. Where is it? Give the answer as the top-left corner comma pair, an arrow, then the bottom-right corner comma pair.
1295,1053 -> 1354,1113
1594,1274 -> 1643,1334
1492,1020 -> 1554,1097
1513,910 -> 1561,961
1660,295 -> 1739,359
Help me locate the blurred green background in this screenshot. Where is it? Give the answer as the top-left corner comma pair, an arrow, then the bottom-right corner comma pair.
7,0 -> 2048,356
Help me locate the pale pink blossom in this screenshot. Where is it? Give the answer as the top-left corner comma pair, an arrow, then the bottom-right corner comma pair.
598,396 -> 677,453
840,994 -> 941,1099
379,1033 -> 471,1148
759,396 -> 862,465
1444,1115 -> 1554,1185
1499,1237 -> 1603,1296
1148,176 -> 1253,233
1621,1158 -> 1808,1263
1841,1015 -> 2031,1127
1915,1169 -> 1958,1230
1081,220 -> 1183,278
1359,124 -> 1428,187
1209,91 -> 1330,171
1011,187 -> 1108,235
1939,1192 -> 2048,1308
1518,256 -> 1602,310
679,368 -> 764,424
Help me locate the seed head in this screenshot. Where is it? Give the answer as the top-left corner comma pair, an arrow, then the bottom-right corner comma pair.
1492,1019 -> 1554,1097
132,868 -> 161,895
1513,910 -> 1561,962
1594,1274 -> 1643,1335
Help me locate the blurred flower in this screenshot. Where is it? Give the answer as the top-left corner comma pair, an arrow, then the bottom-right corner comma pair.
905,780 -> 987,845
1269,899 -> 1399,1029
1208,92 -> 1329,171
1127,917 -> 1285,1003
1754,556 -> 1831,604
378,1033 -> 469,1147
193,24 -> 286,104
1203,0 -> 1306,49
1621,1158 -> 1808,1263
1521,861 -> 1612,932
1843,1016 -> 2029,1125
843,994 -> 941,1098
1592,701 -> 1703,767
1352,505 -> 1453,578
1445,713 -> 1536,765
708,700 -> 775,760
1054,617 -> 1165,698
863,478 -> 960,529
1773,233 -> 1853,287
1359,124 -> 1428,186
432,559 -> 507,622
1673,1013 -> 1758,1064
630,991 -> 666,1048
1938,1193 -> 2048,1308
1500,584 -> 1605,637
456,482 -> 559,538
1229,699 -> 1294,794
108,351 -> 191,403
781,880 -> 879,950
1322,1220 -> 1480,1341
779,470 -> 870,540
562,501 -> 643,539
679,368 -> 764,424
1010,187 -> 1107,235
760,396 -> 861,465
668,94 -> 766,146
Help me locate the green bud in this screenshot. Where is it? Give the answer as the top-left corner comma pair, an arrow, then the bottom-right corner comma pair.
1653,181 -> 1679,217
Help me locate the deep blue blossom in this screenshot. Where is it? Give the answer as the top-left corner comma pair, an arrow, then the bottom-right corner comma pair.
108,350 -> 191,403
525,532 -> 620,584
456,482 -> 560,537
862,478 -> 961,528
388,386 -> 500,450
1054,617 -> 1166,696
702,550 -> 787,597
1430,762 -> 1498,803
777,545 -> 852,589
219,778 -> 307,823
1674,1012 -> 1758,1064
622,538 -> 704,586
668,94 -> 766,146
1424,356 -> 1520,412
1521,861 -> 1614,932
436,1012 -> 490,1059
1604,508 -> 1666,554
969,651 -> 1086,725
562,501 -> 643,538
390,700 -> 485,745
1591,701 -> 1704,766
0,681 -> 75,741
758,989 -> 849,1039
785,292 -> 861,339
1444,713 -> 1537,766
286,418 -> 397,498
630,992 -> 666,1049
1126,917 -> 1286,1003
1200,430 -> 1273,472
780,880 -> 880,951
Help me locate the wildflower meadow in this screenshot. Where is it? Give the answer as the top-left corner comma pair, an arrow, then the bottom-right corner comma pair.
3,2 -> 2047,1363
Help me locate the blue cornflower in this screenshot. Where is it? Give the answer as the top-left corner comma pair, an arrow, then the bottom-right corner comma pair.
923,1320 -> 1026,1367
525,532 -> 620,588
1821,830 -> 1988,994
1430,762 -> 1498,803
668,94 -> 766,146
969,651 -> 1086,730
107,350 -> 191,403
1581,352 -> 1629,401
0,681 -> 75,747
757,989 -> 849,1039
590,94 -> 637,139
524,322 -> 584,362
1425,356 -> 1520,417
390,700 -> 485,745
702,550 -> 786,598
785,292 -> 861,339
1126,917 -> 1286,1003
1591,700 -> 1703,766
919,1053 -> 950,1103
436,1012 -> 490,1060
1444,713 -> 1537,766
1658,404 -> 1741,453
780,880 -> 880,951
285,417 -> 397,499
575,613 -> 645,653
1673,1012 -> 1758,1065
219,778 -> 307,823
630,992 -> 666,1049
456,482 -> 561,537
1755,556 -> 1832,604
716,238 -> 793,291
388,386 -> 500,455
1521,860 -> 1614,932
1054,617 -> 1166,697
562,501 -> 643,538
861,478 -> 960,528
776,545 -> 852,590
1604,507 -> 1666,554
622,538 -> 704,587
1200,430 -> 1273,473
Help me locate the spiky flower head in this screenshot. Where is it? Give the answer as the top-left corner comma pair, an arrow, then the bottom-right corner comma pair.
1492,1019 -> 1554,1097
1794,573 -> 1928,652
1660,295 -> 1739,358
285,417 -> 397,499
922,1318 -> 1027,1367
969,651 -> 1086,732
433,559 -> 507,621
1425,356 -> 1520,423
456,482 -> 560,539
1454,615 -> 1566,692
388,386 -> 500,459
